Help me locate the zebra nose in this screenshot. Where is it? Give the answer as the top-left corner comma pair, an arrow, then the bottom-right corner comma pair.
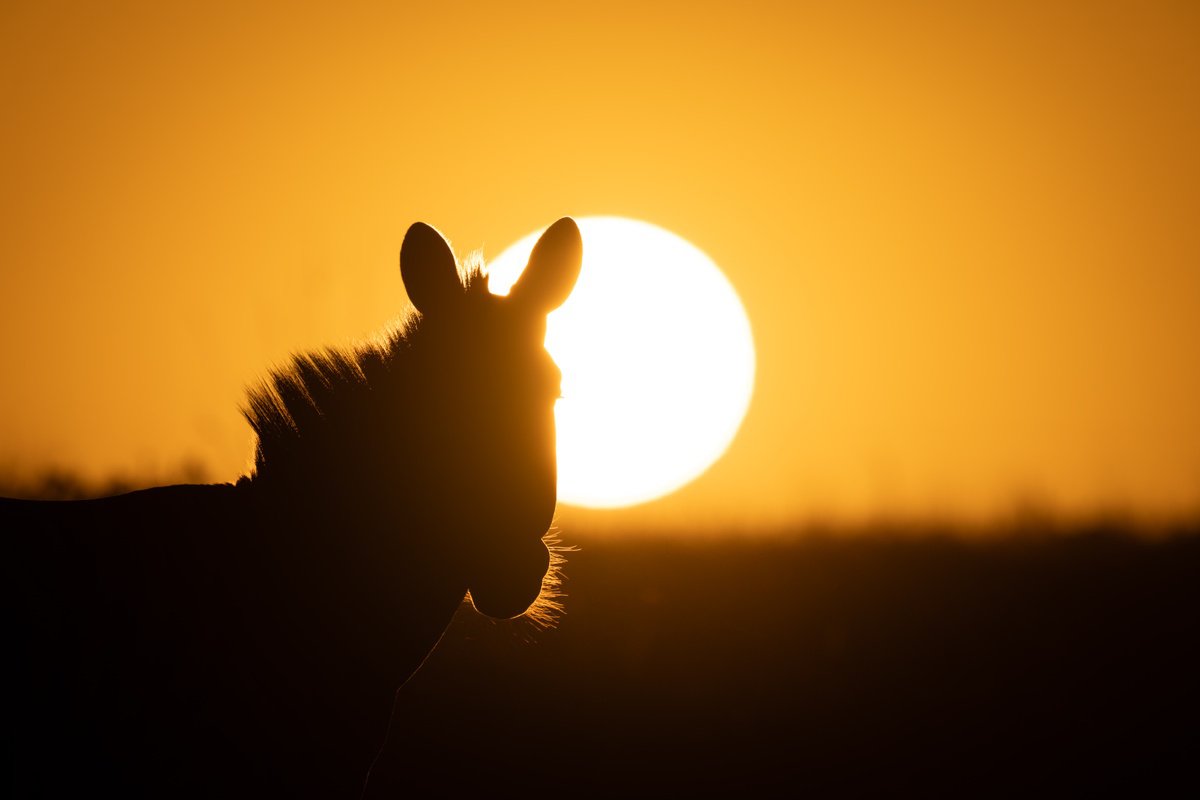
467,537 -> 551,620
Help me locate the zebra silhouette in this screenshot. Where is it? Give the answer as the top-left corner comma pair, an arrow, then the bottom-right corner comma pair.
4,218 -> 583,797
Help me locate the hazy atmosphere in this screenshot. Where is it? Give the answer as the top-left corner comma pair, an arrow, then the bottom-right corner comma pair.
3,1 -> 1198,529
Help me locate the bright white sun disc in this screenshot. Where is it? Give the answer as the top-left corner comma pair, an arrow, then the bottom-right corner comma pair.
488,217 -> 755,508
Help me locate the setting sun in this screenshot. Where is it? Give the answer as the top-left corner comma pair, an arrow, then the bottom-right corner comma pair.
488,217 -> 755,508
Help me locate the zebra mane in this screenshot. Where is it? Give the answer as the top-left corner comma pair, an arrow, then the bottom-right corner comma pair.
238,249 -> 569,628
242,256 -> 490,482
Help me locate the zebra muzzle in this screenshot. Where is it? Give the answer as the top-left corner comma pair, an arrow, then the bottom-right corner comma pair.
466,536 -> 551,620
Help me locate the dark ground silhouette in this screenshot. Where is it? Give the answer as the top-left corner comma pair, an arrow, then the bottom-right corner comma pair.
6,460 -> 1197,794
367,524 -> 1199,796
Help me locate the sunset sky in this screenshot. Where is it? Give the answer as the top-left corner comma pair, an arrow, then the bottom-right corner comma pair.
2,0 -> 1197,530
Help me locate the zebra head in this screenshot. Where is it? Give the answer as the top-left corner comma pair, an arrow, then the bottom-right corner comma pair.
399,218 -> 582,619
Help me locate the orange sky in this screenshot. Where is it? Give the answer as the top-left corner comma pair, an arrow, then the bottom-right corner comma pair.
2,0 -> 1198,529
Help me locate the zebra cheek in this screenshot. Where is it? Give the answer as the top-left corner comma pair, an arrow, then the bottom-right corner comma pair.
467,538 -> 551,620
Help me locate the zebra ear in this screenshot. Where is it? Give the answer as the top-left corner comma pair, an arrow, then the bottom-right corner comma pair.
400,222 -> 462,315
508,217 -> 582,313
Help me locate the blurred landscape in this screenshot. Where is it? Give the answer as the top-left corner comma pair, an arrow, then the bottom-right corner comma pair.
374,527 -> 1198,795
7,474 -> 1196,794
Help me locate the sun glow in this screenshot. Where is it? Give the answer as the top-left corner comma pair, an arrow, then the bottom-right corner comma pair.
488,217 -> 755,509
